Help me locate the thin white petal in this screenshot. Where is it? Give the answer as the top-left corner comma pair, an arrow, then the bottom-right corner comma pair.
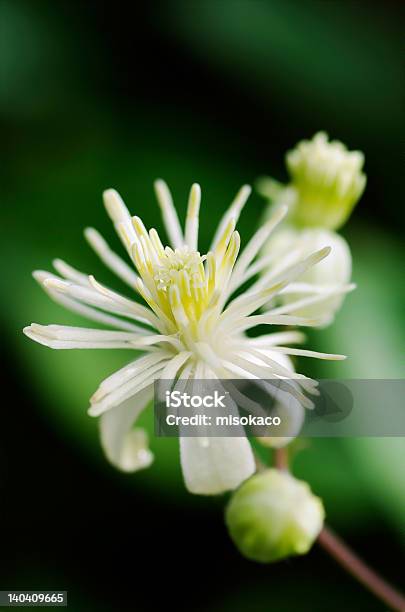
95,352 -> 170,400
271,347 -> 346,360
103,188 -> 132,225
89,360 -> 168,416
225,354 -> 315,409
210,184 -> 251,250
129,333 -> 184,352
222,280 -> 286,322
266,286 -> 354,316
28,323 -> 139,341
281,282 -> 355,295
229,251 -> 274,292
255,248 -> 303,289
44,277 -> 159,329
103,189 -> 138,248
159,351 -> 191,380
231,205 -> 288,285
154,179 -> 183,248
210,231 -> 241,311
250,246 -> 332,294
84,227 -> 140,289
249,331 -> 306,346
53,259 -> 90,286
87,275 -> 158,327
33,270 -> 143,332
184,183 -> 201,251
239,348 -> 317,390
23,324 -> 145,350
233,313 -> 328,333
194,342 -> 227,377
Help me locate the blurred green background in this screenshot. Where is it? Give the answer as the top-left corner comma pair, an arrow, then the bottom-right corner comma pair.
1,1 -> 404,610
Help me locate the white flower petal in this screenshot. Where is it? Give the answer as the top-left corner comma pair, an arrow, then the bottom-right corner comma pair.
53,259 -> 91,286
233,312 -> 328,333
242,348 -> 319,395
259,393 -> 305,449
89,359 -> 168,416
44,277 -> 158,330
94,352 -> 170,400
100,386 -> 154,472
154,179 -> 183,248
267,284 -> 354,317
159,351 -> 192,379
23,324 -> 144,350
226,354 -> 314,409
33,270 -> 143,333
84,227 -> 140,289
249,331 -> 306,347
230,251 -> 274,290
184,183 -> 201,251
103,188 -> 138,244
251,245 -> 331,294
210,184 -> 251,250
223,280 -> 286,322
231,205 -> 288,286
180,436 -> 255,495
270,347 -> 346,360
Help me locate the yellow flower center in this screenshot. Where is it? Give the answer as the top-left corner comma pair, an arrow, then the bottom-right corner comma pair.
154,246 -> 206,292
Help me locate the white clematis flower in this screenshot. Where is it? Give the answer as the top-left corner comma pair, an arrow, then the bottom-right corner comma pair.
24,180 -> 347,495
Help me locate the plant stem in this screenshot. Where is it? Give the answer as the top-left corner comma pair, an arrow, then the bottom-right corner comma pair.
318,526 -> 405,611
273,448 -> 405,611
273,446 -> 289,470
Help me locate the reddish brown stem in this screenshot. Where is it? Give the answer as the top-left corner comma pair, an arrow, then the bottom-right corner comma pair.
318,526 -> 405,611
274,447 -> 289,470
273,449 -> 405,610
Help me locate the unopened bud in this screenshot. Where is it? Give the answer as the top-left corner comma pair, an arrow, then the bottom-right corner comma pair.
226,470 -> 324,563
263,227 -> 352,323
286,132 -> 366,230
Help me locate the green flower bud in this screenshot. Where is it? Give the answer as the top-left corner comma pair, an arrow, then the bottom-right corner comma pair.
286,132 -> 366,230
225,470 -> 325,563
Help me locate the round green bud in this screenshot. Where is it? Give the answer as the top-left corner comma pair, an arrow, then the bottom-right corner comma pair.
225,469 -> 325,563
